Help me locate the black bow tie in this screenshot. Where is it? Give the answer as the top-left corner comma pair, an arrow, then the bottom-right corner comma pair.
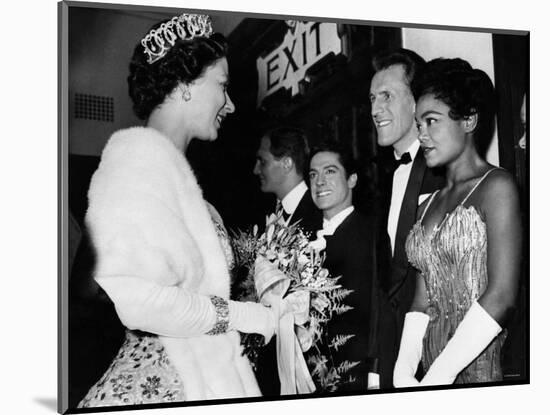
389,152 -> 412,172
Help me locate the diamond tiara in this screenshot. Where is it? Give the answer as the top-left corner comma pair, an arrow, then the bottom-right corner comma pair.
141,13 -> 213,64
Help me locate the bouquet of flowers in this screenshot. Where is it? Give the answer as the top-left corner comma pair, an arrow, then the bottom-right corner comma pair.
231,211 -> 359,392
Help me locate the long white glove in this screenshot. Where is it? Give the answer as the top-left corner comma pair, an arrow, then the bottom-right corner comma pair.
97,273 -> 279,340
227,256 -> 289,343
393,311 -> 430,387
228,300 -> 277,343
420,301 -> 502,386
254,256 -> 289,306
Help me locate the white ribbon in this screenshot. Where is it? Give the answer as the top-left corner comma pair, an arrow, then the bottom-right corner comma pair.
308,226 -> 336,252
254,258 -> 316,395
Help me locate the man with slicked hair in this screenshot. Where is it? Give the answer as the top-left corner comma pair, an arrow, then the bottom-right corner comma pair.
308,141 -> 384,392
252,126 -> 322,395
253,126 -> 322,237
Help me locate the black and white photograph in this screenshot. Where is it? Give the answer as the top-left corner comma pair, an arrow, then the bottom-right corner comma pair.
59,0 -> 530,412
5,0 -> 546,414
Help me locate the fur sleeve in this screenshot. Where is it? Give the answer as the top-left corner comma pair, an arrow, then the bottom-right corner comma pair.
86,128 -> 217,336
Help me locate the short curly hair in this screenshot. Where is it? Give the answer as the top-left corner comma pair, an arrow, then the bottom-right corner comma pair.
412,58 -> 496,154
128,22 -> 228,120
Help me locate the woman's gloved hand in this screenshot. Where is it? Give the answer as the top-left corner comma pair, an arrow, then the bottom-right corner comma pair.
228,300 -> 277,343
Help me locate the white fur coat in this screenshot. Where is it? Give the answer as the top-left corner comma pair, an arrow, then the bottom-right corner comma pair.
86,127 -> 261,400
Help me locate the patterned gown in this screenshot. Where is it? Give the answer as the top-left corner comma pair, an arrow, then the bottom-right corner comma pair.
78,205 -> 235,408
405,169 -> 506,384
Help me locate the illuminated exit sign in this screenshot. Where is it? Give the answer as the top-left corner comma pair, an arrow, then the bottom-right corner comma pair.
256,21 -> 342,106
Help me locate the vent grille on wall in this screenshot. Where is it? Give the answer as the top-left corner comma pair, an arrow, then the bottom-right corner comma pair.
74,93 -> 114,122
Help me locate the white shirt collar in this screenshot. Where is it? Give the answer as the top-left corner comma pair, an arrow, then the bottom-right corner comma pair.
322,206 -> 355,235
387,139 -> 420,255
394,139 -> 420,161
281,181 -> 308,215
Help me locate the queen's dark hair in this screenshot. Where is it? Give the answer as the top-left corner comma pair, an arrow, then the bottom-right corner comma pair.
128,22 -> 228,120
412,58 -> 496,154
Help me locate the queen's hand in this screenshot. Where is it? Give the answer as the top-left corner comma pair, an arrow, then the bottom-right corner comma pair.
228,300 -> 277,343
254,255 -> 288,304
253,256 -> 310,325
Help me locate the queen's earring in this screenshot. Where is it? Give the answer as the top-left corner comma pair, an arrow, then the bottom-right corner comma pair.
182,88 -> 191,102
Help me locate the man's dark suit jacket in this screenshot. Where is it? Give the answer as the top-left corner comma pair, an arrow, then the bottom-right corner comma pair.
288,189 -> 323,239
377,149 -> 445,386
321,210 -> 383,393
255,189 -> 323,396
256,188 -> 323,238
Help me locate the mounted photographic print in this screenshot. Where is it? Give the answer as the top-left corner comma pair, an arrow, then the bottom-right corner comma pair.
58,0 -> 529,413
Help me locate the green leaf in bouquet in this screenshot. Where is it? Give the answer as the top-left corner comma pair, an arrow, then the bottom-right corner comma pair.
320,368 -> 341,392
310,292 -> 330,313
330,287 -> 354,301
329,334 -> 356,352
336,360 -> 360,375
240,332 -> 266,370
307,353 -> 328,378
266,224 -> 275,245
333,304 -> 354,315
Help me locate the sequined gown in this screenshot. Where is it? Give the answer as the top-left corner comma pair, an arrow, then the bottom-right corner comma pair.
405,169 -> 506,384
78,205 -> 235,407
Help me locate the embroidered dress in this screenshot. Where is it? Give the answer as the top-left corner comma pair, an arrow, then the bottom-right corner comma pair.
78,207 -> 234,408
405,169 -> 506,384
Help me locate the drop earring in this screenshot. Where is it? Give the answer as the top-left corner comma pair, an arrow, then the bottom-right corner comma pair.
182,88 -> 191,102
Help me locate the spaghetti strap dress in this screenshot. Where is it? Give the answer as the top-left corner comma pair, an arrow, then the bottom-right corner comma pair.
405,168 -> 507,384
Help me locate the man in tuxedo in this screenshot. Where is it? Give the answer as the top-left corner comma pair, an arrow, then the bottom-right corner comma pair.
308,141 -> 385,392
252,126 -> 322,395
253,126 -> 322,237
369,48 -> 445,384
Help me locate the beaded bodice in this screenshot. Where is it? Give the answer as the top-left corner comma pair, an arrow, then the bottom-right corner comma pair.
405,169 -> 506,383
206,203 -> 235,271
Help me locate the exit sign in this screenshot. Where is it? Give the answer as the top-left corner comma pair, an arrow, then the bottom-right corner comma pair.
256,21 -> 342,106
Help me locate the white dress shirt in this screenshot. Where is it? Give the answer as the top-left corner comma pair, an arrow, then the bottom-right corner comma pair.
322,206 -> 355,236
280,181 -> 308,219
387,140 -> 420,255
309,206 -> 355,251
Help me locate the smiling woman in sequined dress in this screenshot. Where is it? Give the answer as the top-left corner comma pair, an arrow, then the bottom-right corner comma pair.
392,58 -> 522,387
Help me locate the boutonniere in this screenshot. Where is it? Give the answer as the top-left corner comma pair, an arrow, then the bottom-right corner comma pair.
308,235 -> 326,252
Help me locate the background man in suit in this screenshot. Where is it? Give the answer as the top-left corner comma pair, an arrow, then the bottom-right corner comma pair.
369,48 -> 445,384
252,126 -> 322,395
309,141 -> 385,392
253,126 -> 323,237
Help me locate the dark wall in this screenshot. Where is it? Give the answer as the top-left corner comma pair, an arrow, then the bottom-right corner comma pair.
492,32 -> 529,382
493,33 -> 528,191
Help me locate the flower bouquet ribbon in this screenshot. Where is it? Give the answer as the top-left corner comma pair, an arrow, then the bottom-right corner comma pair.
255,257 -> 316,395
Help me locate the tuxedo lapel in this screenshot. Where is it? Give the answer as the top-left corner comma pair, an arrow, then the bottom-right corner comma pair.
324,212 -> 355,261
390,151 -> 426,296
322,211 -> 382,390
290,191 -> 312,223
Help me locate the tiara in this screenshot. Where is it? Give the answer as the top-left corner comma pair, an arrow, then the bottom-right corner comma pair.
141,13 -> 213,64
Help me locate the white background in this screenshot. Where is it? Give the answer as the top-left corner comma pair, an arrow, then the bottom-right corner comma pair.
1,0 -> 544,414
